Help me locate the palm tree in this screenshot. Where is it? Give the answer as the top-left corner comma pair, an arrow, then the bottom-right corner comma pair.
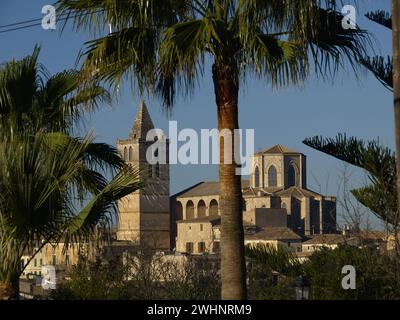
56,0 -> 369,299
0,48 -> 144,299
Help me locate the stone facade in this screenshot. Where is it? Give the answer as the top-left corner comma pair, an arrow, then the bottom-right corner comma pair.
116,102 -> 170,249
171,144 -> 337,253
114,105 -> 336,253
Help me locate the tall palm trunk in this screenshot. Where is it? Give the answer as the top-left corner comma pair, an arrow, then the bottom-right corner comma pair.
212,62 -> 247,300
0,279 -> 19,300
393,0 -> 400,256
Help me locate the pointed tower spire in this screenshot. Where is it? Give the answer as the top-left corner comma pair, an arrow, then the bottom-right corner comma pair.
129,100 -> 154,140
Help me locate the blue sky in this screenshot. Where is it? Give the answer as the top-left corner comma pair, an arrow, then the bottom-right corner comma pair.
0,0 -> 393,227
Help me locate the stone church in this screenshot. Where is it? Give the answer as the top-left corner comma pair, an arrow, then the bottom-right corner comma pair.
116,103 -> 337,252
116,101 -> 171,249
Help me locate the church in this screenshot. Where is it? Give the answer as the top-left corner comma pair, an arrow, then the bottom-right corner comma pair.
116,103 -> 337,253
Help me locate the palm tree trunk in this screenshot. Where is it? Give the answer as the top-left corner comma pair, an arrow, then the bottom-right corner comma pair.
393,0 -> 400,256
212,62 -> 247,300
0,280 -> 18,300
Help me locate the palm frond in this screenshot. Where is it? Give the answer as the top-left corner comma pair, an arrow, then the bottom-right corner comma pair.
64,164 -> 143,245
245,243 -> 302,277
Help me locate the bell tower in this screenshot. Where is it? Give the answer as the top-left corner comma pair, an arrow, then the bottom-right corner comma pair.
116,101 -> 170,249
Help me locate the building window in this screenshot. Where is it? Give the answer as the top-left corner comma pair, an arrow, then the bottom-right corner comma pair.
200,224 -> 203,231
129,146 -> 133,161
123,147 -> 128,161
281,202 -> 287,209
40,258 -> 43,266
254,166 -> 260,187
197,200 -> 206,217
186,200 -> 195,219
209,199 -> 218,216
213,241 -> 220,253
186,242 -> 194,253
198,242 -> 205,253
155,163 -> 160,178
288,164 -> 296,187
34,258 -> 37,267
66,255 -> 70,265
148,164 -> 153,178
268,165 -> 277,187
52,255 -> 56,266
242,199 -> 247,212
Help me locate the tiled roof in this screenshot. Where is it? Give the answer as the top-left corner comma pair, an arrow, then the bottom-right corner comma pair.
242,186 -> 283,196
255,144 -> 300,155
358,230 -> 388,240
173,182 -> 323,199
302,234 -> 356,245
245,227 -> 302,241
173,180 -> 250,198
275,186 -> 322,198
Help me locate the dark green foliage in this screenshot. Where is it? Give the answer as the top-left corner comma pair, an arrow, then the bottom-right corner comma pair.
362,10 -> 393,90
52,253 -> 220,300
365,10 -> 392,29
56,0 -> 370,108
360,56 -> 393,91
303,246 -> 400,300
0,48 -> 144,292
303,134 -> 398,226
52,257 -> 131,300
246,243 -> 400,300
246,244 -> 299,300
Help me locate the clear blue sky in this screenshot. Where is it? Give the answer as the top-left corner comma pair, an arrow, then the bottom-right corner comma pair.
0,0 -> 393,228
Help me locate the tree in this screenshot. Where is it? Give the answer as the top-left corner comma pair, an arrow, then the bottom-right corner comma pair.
394,0 -> 400,227
57,0 -> 369,299
0,48 -> 144,299
52,251 -> 220,300
361,10 -> 393,91
246,243 -> 400,300
245,243 -> 301,299
303,134 -> 400,253
361,4 -> 400,228
303,245 -> 400,300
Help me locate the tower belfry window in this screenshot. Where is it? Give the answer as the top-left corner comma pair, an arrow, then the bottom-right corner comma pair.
268,165 -> 277,187
129,146 -> 133,161
288,164 -> 296,187
123,147 -> 128,161
254,166 -> 260,188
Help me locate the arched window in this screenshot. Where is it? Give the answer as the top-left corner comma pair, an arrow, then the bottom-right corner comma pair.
123,147 -> 128,161
288,164 -> 296,187
209,199 -> 219,216
186,201 -> 195,219
281,202 -> 287,209
268,165 -> 277,187
129,147 -> 133,161
197,200 -> 206,217
254,166 -> 260,188
175,202 -> 183,221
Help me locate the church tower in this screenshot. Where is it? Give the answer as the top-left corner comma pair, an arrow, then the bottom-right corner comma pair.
116,101 -> 170,250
